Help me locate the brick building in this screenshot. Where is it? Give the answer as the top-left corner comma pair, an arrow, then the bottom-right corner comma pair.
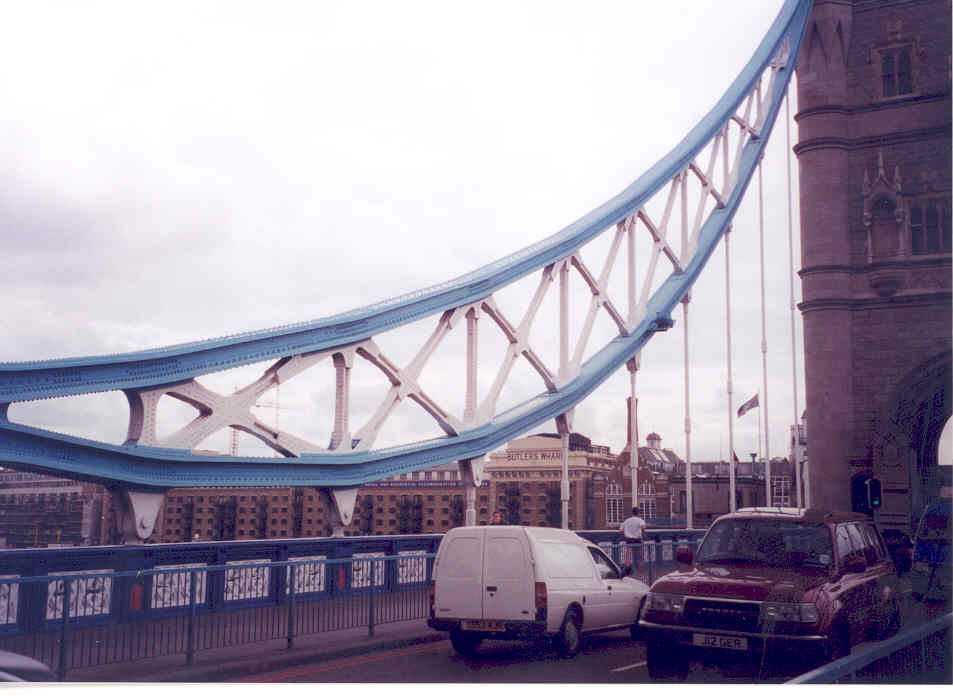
0,470 -> 105,548
484,432 -> 616,529
591,429 -> 788,530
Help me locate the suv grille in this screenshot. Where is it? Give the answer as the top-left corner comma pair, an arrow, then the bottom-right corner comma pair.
684,599 -> 760,632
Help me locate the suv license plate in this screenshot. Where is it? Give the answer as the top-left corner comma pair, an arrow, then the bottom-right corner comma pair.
693,633 -> 748,650
462,620 -> 506,632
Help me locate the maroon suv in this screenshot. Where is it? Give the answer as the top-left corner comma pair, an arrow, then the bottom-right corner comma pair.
639,508 -> 906,679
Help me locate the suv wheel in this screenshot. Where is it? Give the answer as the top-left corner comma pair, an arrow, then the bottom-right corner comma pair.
828,624 -> 850,662
646,640 -> 688,680
556,610 -> 582,657
450,630 -> 482,656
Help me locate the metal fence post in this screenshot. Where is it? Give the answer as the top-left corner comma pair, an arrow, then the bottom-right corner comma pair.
647,541 -> 655,585
368,582 -> 375,637
57,578 -> 71,682
286,564 -> 296,650
186,570 -> 197,666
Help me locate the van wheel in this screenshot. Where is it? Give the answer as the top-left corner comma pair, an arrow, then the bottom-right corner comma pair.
646,640 -> 688,681
450,630 -> 482,656
556,610 -> 582,657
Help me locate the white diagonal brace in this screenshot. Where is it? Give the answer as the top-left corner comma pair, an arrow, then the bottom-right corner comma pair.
479,265 -> 559,417
569,241 -> 628,371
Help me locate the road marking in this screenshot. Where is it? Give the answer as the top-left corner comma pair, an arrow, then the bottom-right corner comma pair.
612,660 -> 647,672
235,640 -> 448,682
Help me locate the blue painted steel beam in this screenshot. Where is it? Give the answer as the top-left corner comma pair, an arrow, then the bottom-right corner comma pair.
0,0 -> 813,490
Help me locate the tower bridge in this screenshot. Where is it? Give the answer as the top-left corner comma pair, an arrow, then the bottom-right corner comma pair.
0,0 -> 949,543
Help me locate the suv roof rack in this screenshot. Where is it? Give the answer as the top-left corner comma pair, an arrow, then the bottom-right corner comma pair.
732,507 -> 860,522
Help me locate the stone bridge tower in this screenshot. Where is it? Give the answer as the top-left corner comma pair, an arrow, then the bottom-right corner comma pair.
795,0 -> 951,530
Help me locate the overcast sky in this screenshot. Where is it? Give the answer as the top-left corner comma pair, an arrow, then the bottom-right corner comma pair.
2,1 -> 950,470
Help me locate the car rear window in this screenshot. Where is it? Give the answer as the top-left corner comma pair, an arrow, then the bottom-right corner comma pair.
697,518 -> 833,569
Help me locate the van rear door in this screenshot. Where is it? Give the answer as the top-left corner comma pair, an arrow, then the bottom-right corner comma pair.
483,528 -> 534,623
433,529 -> 484,621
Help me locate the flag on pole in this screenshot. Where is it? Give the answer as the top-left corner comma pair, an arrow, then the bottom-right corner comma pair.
737,393 -> 759,417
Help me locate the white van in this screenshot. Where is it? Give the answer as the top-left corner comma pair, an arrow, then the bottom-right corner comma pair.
427,525 -> 649,657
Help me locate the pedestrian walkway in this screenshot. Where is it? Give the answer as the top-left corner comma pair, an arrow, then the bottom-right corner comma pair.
66,618 -> 443,682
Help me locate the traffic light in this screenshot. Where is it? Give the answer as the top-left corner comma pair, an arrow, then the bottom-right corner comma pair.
850,475 -> 882,514
867,478 -> 882,509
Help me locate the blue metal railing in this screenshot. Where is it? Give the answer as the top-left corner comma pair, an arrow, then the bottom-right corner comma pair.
0,528 -> 706,679
0,534 -> 442,632
787,611 -> 952,684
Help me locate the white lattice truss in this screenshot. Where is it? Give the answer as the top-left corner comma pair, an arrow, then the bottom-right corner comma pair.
125,50 -> 784,465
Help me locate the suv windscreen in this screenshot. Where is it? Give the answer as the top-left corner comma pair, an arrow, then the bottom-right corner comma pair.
696,518 -> 834,569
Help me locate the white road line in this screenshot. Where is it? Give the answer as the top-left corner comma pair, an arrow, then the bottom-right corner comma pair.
612,660 -> 647,673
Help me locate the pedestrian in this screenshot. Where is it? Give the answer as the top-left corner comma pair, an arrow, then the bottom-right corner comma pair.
619,506 -> 646,568
491,510 -> 505,525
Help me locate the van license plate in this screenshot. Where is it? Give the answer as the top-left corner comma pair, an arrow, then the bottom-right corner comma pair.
693,633 -> 747,650
462,620 -> 506,632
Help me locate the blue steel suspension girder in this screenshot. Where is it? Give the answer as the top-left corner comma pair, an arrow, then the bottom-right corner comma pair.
0,312 -> 675,489
0,0 -> 812,405
0,0 -> 813,490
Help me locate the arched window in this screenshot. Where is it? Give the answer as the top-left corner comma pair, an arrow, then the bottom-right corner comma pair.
870,196 -> 898,258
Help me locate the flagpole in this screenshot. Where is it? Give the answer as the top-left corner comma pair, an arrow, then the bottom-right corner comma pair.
722,129 -> 737,514
726,224 -> 736,513
758,390 -> 767,504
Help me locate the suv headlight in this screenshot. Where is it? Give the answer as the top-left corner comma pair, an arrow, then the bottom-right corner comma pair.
646,592 -> 686,614
760,602 -> 819,625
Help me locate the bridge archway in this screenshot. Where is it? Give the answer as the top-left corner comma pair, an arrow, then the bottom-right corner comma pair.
872,352 -> 952,529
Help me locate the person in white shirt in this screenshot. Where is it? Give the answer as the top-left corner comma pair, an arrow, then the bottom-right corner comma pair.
619,507 -> 646,569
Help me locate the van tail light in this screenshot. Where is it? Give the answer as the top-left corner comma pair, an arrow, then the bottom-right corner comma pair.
534,581 -> 548,622
428,581 -> 436,619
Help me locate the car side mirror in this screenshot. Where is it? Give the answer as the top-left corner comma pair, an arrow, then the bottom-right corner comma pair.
676,545 -> 694,565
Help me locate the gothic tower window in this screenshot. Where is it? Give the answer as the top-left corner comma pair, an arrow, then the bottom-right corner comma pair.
910,199 -> 952,255
876,45 -> 916,99
870,196 -> 898,258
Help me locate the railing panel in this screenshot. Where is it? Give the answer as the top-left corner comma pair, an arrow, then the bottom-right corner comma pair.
46,570 -> 112,621
396,551 -> 428,586
223,560 -> 271,604
286,556 -> 327,596
151,564 -> 208,610
0,574 -> 19,627
351,553 -> 385,591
